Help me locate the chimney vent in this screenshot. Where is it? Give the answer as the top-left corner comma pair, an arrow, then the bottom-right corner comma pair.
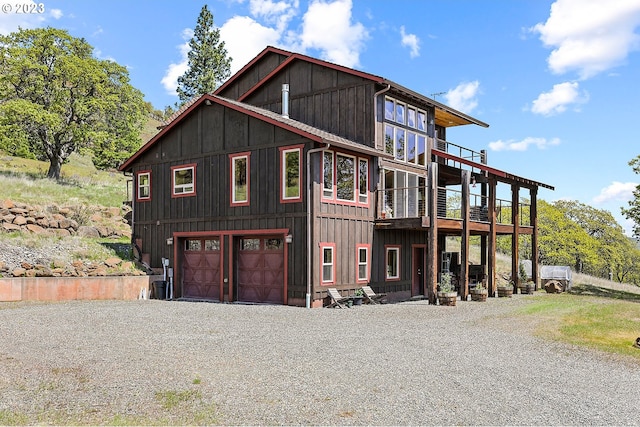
282,84 -> 290,118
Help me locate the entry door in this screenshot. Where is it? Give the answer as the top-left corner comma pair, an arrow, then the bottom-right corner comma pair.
237,237 -> 284,304
182,238 -> 221,301
412,246 -> 425,297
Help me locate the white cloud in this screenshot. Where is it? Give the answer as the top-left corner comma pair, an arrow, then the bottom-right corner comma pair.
531,0 -> 640,79
50,9 -> 63,19
160,28 -> 192,96
161,0 -> 369,98
221,16 -> 282,75
530,81 -> 588,116
444,81 -> 480,114
298,0 -> 368,68
593,181 -> 638,204
488,137 -> 561,152
400,25 -> 420,58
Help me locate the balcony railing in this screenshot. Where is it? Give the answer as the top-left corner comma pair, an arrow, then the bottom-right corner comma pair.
378,186 -> 532,226
379,186 -> 426,219
434,138 -> 486,172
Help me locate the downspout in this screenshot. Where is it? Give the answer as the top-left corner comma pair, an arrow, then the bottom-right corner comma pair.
373,84 -> 391,216
306,142 -> 330,308
373,84 -> 391,150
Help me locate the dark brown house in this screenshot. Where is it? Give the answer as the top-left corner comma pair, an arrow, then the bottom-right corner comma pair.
119,46 -> 553,307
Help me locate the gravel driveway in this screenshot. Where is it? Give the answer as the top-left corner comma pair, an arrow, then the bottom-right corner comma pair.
0,296 -> 638,425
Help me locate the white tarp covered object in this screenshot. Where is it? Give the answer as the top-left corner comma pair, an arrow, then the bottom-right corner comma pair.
540,265 -> 572,290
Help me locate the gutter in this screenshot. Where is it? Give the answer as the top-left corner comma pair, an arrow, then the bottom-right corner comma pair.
306,142 -> 330,308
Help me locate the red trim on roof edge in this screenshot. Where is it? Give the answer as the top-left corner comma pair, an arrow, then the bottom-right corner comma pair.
214,46 -> 384,100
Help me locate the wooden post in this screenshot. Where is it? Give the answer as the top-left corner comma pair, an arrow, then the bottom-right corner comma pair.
426,163 -> 439,304
460,169 -> 470,300
531,187 -> 539,290
511,183 -> 520,293
488,177 -> 497,296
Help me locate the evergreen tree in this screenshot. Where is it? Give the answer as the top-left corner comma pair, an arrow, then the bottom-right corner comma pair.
176,5 -> 232,103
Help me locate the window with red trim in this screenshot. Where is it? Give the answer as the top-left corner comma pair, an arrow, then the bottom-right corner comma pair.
230,152 -> 250,206
280,145 -> 303,203
171,164 -> 196,197
356,244 -> 370,283
320,242 -> 336,285
322,150 -> 370,206
136,171 -> 151,201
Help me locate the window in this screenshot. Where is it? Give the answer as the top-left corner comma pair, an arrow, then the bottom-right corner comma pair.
384,125 -> 394,156
280,146 -> 302,202
323,151 -> 369,206
384,96 -> 429,167
320,243 -> 335,284
395,102 -> 405,125
386,246 -> 400,280
204,238 -> 220,251
136,171 -> 151,201
356,244 -> 370,283
336,154 -> 355,202
385,98 -> 394,121
417,111 -> 426,131
185,239 -> 201,251
241,238 -> 260,250
395,128 -> 405,161
407,132 -> 416,164
172,164 -> 196,197
323,151 -> 334,199
230,153 -> 250,206
358,159 -> 368,204
407,107 -> 416,128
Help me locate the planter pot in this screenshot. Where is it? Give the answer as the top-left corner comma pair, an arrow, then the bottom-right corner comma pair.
437,291 -> 457,306
497,287 -> 513,298
519,283 -> 535,295
352,296 -> 363,306
470,289 -> 488,302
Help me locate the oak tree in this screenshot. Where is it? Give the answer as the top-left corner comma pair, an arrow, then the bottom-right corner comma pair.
0,27 -> 146,179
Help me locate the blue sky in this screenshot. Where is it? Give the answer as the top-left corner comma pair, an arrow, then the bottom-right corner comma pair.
2,0 -> 640,234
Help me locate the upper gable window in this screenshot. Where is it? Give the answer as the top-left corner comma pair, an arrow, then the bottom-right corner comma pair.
172,164 -> 196,197
280,145 -> 303,203
230,152 -> 250,206
385,98 -> 394,121
136,171 -> 151,201
384,96 -> 428,167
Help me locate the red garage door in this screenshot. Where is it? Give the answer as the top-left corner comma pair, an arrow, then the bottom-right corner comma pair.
237,237 -> 284,304
182,238 -> 221,301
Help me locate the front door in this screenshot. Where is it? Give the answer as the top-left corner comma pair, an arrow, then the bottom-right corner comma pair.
412,246 -> 425,297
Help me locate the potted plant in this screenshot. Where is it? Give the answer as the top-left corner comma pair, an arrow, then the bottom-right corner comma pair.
497,280 -> 514,298
352,288 -> 364,306
470,281 -> 488,302
517,262 -> 535,294
437,273 -> 457,306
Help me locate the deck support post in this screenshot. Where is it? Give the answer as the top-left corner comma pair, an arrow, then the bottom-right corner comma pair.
511,183 -> 520,292
426,163 -> 439,304
460,169 -> 470,300
488,177 -> 497,296
531,187 -> 539,290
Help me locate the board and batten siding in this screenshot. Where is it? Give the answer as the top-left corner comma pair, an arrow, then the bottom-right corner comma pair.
130,101 -> 313,298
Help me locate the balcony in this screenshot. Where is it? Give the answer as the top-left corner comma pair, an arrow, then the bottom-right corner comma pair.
376,186 -> 531,228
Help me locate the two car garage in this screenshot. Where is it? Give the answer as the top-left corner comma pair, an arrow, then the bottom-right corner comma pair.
180,235 -> 285,304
